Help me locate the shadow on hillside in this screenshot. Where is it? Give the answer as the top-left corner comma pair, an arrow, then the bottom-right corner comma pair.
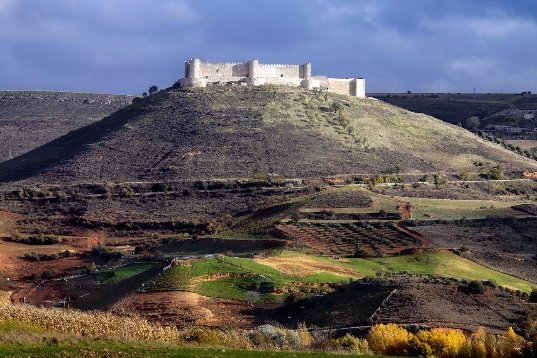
0,95 -> 156,183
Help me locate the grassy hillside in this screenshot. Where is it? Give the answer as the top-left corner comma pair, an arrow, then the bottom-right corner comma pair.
1,86 -> 535,185
145,250 -> 534,302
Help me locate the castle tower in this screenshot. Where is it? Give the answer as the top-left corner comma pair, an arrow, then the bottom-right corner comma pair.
247,59 -> 264,86
350,78 -> 366,98
188,58 -> 201,79
248,59 -> 258,78
301,62 -> 316,90
180,58 -> 206,87
301,63 -> 311,80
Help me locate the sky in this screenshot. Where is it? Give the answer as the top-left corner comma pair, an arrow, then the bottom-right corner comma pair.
0,0 -> 536,94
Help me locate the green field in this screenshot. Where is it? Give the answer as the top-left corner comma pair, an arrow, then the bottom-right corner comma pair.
146,250 -> 534,302
395,197 -> 529,220
95,263 -> 155,284
344,251 -> 534,292
145,256 -> 341,302
0,342 -> 361,358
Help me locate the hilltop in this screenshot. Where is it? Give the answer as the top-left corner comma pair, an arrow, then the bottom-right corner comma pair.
0,91 -> 133,163
0,86 -> 535,185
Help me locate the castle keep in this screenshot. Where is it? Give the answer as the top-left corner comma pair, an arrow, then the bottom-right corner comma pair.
178,58 -> 366,98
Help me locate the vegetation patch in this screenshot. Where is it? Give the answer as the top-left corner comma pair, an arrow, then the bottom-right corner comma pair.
95,263 -> 155,284
397,196 -> 529,220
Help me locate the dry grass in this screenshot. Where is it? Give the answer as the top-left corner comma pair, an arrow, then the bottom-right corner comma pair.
0,301 -> 181,342
254,252 -> 358,277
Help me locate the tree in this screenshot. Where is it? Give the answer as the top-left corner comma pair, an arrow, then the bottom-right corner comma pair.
148,85 -> 158,95
466,280 -> 486,294
245,291 -> 260,304
368,324 -> 413,356
529,288 -> 537,303
142,92 -> 148,98
464,116 -> 480,131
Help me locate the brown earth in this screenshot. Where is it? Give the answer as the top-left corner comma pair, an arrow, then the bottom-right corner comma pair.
412,218 -> 537,282
373,278 -> 532,333
112,291 -> 255,328
0,240 -> 87,280
254,255 -> 358,277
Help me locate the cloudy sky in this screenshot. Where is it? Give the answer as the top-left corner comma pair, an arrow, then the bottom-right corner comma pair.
1,0 -> 536,94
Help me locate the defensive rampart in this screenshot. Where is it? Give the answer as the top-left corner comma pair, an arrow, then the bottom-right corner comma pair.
177,58 -> 365,98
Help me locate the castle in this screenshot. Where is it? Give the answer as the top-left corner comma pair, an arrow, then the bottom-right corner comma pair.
178,58 -> 366,98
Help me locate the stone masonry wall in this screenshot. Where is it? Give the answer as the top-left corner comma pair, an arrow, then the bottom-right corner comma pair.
257,64 -> 301,78
179,58 -> 366,98
198,61 -> 249,79
328,78 -> 354,96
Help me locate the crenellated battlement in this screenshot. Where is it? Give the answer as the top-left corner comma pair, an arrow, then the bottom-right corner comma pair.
177,58 -> 365,98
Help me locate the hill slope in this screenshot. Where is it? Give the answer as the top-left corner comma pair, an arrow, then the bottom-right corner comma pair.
0,86 -> 535,185
0,91 -> 132,163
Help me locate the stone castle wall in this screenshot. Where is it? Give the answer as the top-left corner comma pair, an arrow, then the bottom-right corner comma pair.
178,58 -> 365,98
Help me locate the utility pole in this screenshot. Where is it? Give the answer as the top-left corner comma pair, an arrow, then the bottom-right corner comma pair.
473,88 -> 476,98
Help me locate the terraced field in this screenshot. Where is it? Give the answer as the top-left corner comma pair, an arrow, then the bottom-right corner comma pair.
397,197 -> 532,220
143,250 -> 535,308
276,221 -> 421,256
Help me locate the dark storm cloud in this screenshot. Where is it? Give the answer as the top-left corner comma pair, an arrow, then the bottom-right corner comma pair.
0,0 -> 536,93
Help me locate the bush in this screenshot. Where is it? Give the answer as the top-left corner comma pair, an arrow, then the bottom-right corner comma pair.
353,246 -> 370,258
480,166 -> 503,180
91,246 -> 123,261
8,233 -> 63,245
367,323 -> 412,356
465,280 -> 486,294
23,250 -> 71,262
434,174 -> 447,186
332,333 -> 370,354
247,324 -> 306,350
119,186 -> 135,198
529,288 -> 537,303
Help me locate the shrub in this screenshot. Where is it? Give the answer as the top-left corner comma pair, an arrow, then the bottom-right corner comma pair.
247,324 -> 305,350
434,174 -> 447,186
245,291 -> 260,304
119,186 -> 135,198
480,166 -> 503,180
529,288 -> 537,303
367,323 -> 412,356
8,233 -> 63,245
23,250 -> 71,262
91,245 -> 123,261
465,280 -> 486,294
332,333 -> 370,354
353,246 -> 370,258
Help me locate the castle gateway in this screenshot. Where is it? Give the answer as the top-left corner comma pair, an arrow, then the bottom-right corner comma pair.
178,58 -> 366,98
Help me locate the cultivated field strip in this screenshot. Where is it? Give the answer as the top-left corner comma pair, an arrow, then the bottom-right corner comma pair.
276,221 -> 422,256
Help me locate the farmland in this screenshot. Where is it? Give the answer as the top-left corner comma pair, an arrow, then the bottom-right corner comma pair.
1,85 -> 537,355
276,221 -> 420,256
396,197 -> 531,220
143,250 -> 534,306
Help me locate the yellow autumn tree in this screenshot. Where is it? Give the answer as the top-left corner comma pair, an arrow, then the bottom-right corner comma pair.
416,328 -> 468,358
500,327 -> 524,358
367,323 -> 413,356
467,327 -> 488,358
